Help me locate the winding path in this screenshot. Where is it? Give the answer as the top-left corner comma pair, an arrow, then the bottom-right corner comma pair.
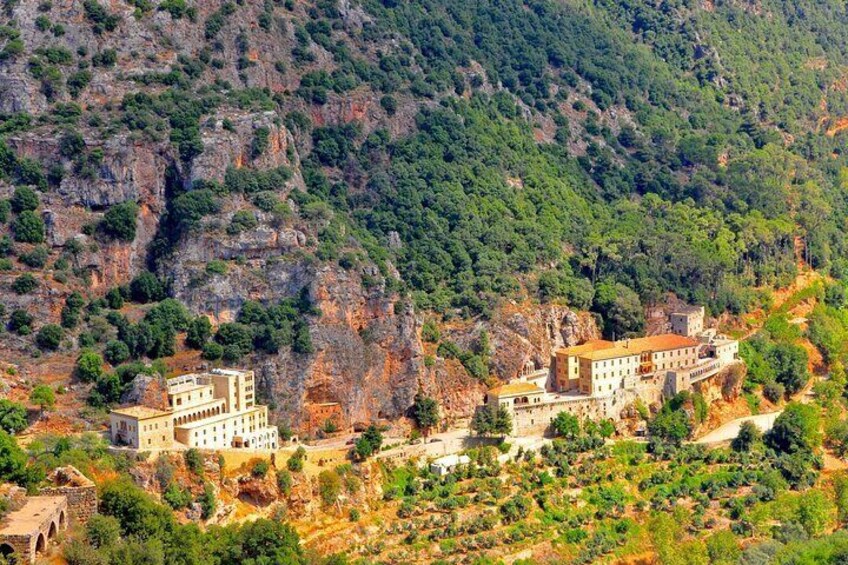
695,411 -> 782,444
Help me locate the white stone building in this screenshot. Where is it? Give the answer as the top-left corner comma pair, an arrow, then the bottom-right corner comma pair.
110,369 -> 278,451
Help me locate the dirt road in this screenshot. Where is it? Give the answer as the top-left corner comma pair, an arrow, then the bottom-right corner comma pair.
695,411 -> 782,444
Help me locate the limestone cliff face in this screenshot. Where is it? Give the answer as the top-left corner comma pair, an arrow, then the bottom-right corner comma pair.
0,0 -> 608,431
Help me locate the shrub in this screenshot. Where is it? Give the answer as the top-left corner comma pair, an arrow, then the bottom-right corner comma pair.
75,349 -> 104,382
354,425 -> 383,460
186,316 -> 212,349
104,340 -> 130,365
199,482 -> 216,519
286,448 -> 305,472
763,381 -> 785,403
251,126 -> 271,158
251,459 -> 270,478
380,95 -> 398,115
214,323 -> 253,357
276,469 -> 292,494
84,514 -> 121,549
0,400 -> 27,434
13,210 -> 45,243
732,421 -> 762,452
105,287 -> 124,309
36,324 -> 63,350
421,319 -> 440,342
10,186 -> 38,213
129,272 -> 165,303
100,201 -> 138,241
318,470 -> 342,506
163,482 -> 193,510
205,260 -> 228,275
19,245 -> 48,268
30,384 -> 55,411
83,0 -> 120,34
201,341 -> 223,360
11,274 -> 38,294
8,309 -> 33,334
145,299 -> 190,331
184,448 -> 204,475
226,210 -> 258,235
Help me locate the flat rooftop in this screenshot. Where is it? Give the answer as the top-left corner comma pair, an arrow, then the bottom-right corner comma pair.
671,305 -> 705,315
212,368 -> 249,377
0,496 -> 65,536
167,381 -> 212,395
111,405 -> 171,419
488,382 -> 545,397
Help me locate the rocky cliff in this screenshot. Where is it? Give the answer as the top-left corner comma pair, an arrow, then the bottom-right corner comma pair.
0,0 -> 611,433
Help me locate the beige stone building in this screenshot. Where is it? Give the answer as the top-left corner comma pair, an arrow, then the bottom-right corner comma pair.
557,334 -> 701,396
554,340 -> 614,392
109,368 -> 278,451
485,305 -> 741,437
486,381 -> 546,410
670,305 -> 705,337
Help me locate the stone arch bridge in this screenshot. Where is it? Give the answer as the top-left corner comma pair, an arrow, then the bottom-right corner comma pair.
0,495 -> 68,563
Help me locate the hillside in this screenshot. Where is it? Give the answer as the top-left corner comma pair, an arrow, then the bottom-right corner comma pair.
1,0 -> 848,432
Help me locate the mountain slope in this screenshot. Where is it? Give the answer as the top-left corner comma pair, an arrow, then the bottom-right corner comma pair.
0,0 -> 846,430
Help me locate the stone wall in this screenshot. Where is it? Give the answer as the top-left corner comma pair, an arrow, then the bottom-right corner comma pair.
41,467 -> 97,527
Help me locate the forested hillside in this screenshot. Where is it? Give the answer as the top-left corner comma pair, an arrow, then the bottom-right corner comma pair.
0,0 -> 848,424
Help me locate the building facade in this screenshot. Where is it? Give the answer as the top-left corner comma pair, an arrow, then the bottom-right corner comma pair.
485,306 -> 741,436
670,306 -> 705,337
109,369 -> 278,451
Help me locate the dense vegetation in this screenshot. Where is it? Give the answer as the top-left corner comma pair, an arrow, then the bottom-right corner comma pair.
2,0 -> 847,340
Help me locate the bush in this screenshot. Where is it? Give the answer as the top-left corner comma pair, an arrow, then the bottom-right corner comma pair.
186,316 -> 212,349
318,470 -> 342,506
763,381 -> 785,403
732,420 -> 762,452
13,210 -> 45,243
353,425 -> 383,460
145,299 -> 190,331
36,324 -> 63,350
8,309 -> 33,334
11,273 -> 38,294
104,340 -> 130,365
214,323 -> 253,357
10,186 -> 38,213
100,201 -> 138,241
251,460 -> 270,478
0,400 -> 27,434
205,260 -> 228,275
105,287 -> 124,309
276,469 -> 292,494
421,319 -> 440,342
287,448 -> 305,472
199,482 -> 216,519
251,126 -> 270,158
226,210 -> 258,235
75,349 -> 104,382
19,245 -> 48,268
84,514 -> 121,549
163,482 -> 193,510
30,384 -> 55,410
129,272 -> 165,303
184,448 -> 204,475
201,341 -> 223,360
